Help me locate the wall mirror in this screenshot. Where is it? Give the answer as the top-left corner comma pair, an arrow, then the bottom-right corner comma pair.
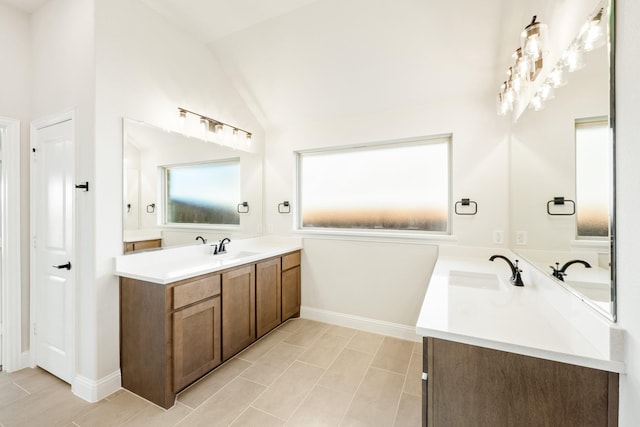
123,118 -> 263,253
510,0 -> 615,320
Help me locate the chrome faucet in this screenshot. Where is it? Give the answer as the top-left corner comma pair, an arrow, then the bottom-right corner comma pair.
195,235 -> 207,244
550,259 -> 592,281
489,255 -> 524,286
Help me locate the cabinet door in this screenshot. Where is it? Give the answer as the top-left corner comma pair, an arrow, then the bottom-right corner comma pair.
281,265 -> 300,321
428,337 -> 616,427
222,265 -> 256,360
256,258 -> 281,338
173,296 -> 221,392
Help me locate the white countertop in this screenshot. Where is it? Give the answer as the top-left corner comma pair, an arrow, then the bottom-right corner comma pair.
114,236 -> 302,284
416,250 -> 625,373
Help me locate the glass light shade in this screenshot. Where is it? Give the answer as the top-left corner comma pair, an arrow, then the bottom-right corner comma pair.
178,109 -> 186,128
529,93 -> 544,111
564,47 -> 586,72
246,133 -> 252,144
549,66 -> 568,88
496,93 -> 511,116
514,55 -> 531,80
199,117 -> 208,133
521,17 -> 548,61
539,81 -> 554,101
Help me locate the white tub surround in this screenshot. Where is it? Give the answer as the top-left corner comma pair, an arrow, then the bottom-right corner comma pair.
416,247 -> 624,373
114,235 -> 302,284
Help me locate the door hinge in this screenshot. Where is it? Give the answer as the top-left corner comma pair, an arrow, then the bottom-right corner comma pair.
31,147 -> 37,161
33,323 -> 37,336
32,236 -> 37,249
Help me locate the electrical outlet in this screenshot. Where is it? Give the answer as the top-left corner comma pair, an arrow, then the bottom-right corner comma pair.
493,230 -> 504,244
516,230 -> 528,245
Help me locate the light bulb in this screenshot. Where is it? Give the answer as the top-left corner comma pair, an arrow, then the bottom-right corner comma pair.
564,47 -> 586,72
529,93 -> 544,111
549,66 -> 567,88
178,109 -> 186,128
539,81 -> 554,101
246,133 -> 252,144
199,117 -> 208,133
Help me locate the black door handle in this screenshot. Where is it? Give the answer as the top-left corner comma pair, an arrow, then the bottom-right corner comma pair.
53,262 -> 71,270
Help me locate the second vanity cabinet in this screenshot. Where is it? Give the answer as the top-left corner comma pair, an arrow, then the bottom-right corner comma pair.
423,337 -> 619,426
120,250 -> 301,408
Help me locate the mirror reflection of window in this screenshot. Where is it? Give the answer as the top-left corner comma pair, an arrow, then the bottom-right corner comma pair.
575,118 -> 610,238
297,136 -> 451,233
163,159 -> 241,225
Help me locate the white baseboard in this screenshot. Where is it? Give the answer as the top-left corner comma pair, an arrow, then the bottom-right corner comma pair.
19,351 -> 32,370
73,370 -> 121,403
300,306 -> 421,342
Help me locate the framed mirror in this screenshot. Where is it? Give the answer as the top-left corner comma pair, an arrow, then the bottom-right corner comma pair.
510,0 -> 615,320
123,118 -> 263,253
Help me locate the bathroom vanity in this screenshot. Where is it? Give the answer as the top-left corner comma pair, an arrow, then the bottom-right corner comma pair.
115,237 -> 302,408
416,248 -> 624,427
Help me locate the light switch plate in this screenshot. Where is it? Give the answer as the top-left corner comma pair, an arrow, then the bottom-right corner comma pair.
493,230 -> 504,244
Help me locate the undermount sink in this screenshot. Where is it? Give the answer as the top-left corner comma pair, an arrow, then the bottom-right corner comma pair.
448,270 -> 500,290
215,251 -> 259,261
565,280 -> 611,303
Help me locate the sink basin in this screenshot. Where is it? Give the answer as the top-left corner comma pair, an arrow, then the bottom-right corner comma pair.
214,251 -> 259,261
448,270 -> 500,290
565,280 -> 611,303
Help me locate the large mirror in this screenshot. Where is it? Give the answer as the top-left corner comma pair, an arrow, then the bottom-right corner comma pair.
123,119 -> 263,253
510,0 -> 615,320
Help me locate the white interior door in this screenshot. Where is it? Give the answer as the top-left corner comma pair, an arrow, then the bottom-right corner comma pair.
32,117 -> 74,383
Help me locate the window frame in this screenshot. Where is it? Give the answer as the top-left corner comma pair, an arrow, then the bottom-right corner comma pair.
295,134 -> 453,237
160,157 -> 242,229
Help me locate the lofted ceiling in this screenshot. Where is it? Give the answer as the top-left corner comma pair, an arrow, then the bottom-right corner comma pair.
5,0 -> 561,130
141,0 -> 542,129
0,0 -> 48,13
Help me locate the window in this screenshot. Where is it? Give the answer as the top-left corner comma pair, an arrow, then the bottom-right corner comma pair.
163,159 -> 240,226
575,118 -> 610,238
297,136 -> 451,234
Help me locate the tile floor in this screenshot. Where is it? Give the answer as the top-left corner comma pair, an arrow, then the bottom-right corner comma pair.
0,319 -> 422,426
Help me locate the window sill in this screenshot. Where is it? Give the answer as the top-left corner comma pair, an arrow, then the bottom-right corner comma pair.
294,228 -> 457,245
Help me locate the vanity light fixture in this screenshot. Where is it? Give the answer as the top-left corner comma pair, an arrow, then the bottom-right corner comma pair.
526,4 -> 607,112
176,107 -> 253,145
496,16 -> 548,116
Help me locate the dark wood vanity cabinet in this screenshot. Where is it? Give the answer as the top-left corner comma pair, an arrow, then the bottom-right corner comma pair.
120,250 -> 302,408
281,251 -> 301,321
123,238 -> 162,253
221,265 -> 256,360
120,273 -> 221,409
423,337 -> 619,427
256,258 -> 282,338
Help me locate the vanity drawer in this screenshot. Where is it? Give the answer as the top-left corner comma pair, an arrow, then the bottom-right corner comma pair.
173,275 -> 221,310
282,251 -> 300,270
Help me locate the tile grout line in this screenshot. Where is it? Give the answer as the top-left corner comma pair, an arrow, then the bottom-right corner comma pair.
249,321 -> 331,423
337,335 -> 387,426
211,319 -> 325,425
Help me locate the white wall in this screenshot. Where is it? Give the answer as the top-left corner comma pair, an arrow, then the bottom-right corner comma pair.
264,96 -> 510,327
615,0 -> 640,423
510,45 -> 609,251
0,2 -> 31,353
93,0 -> 265,384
